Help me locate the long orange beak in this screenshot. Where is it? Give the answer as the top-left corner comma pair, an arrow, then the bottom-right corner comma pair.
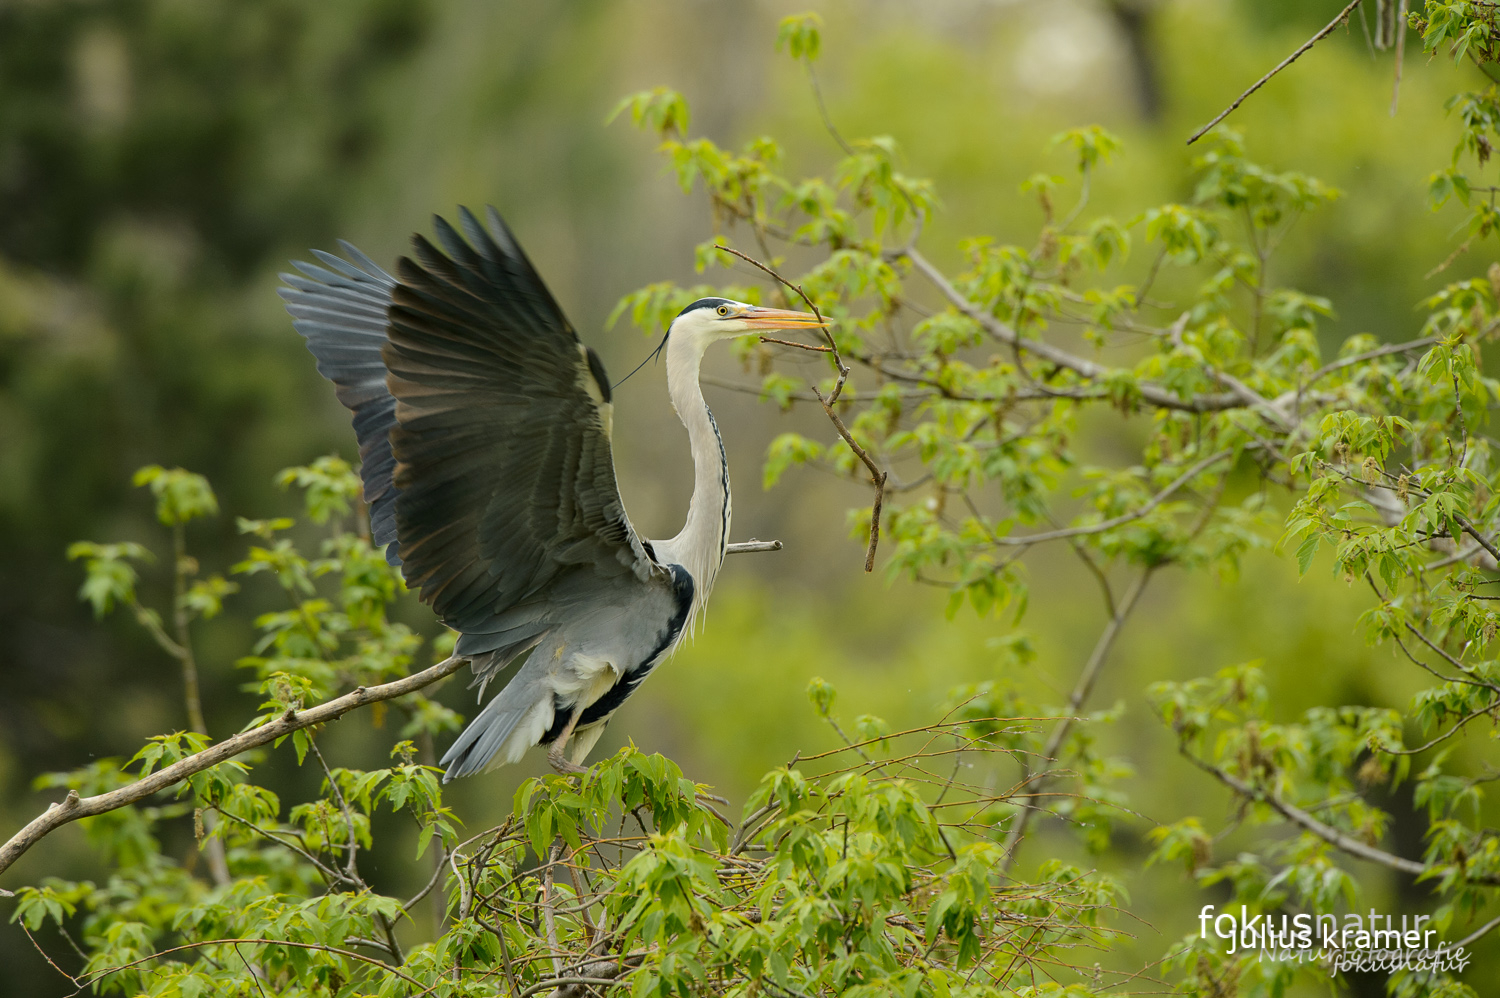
738,305 -> 828,329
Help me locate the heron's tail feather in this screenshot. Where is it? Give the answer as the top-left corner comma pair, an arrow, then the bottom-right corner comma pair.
440,679 -> 555,781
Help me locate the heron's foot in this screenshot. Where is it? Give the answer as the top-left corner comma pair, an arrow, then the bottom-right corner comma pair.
547,748 -> 588,776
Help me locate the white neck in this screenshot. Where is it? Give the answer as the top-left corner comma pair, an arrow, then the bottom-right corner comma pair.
652,327 -> 730,623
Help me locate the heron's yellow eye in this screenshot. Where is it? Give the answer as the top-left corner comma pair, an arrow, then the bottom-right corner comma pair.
716,305 -> 730,316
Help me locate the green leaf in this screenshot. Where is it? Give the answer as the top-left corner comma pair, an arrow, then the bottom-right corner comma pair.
276,456 -> 361,524
1296,533 -> 1319,576
133,465 -> 219,525
607,86 -> 690,137
763,432 -> 825,489
776,12 -> 822,62
806,676 -> 836,718
67,541 -> 152,617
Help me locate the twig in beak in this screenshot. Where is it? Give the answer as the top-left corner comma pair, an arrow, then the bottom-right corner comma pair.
715,245 -> 837,357
760,335 -> 832,353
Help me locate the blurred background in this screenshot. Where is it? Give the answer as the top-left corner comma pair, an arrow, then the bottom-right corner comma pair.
0,0 -> 1488,993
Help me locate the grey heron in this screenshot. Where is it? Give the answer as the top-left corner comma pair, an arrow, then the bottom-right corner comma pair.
278,206 -> 823,778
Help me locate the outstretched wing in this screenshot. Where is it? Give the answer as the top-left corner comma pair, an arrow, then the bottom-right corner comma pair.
384,206 -> 657,626
280,206 -> 656,637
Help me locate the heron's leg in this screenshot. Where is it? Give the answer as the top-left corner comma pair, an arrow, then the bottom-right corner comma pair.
546,703 -> 589,775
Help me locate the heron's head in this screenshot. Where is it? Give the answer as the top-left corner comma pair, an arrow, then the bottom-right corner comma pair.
669,297 -> 827,344
614,297 -> 827,391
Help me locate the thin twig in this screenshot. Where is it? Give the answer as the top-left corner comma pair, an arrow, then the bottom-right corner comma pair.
20,922 -> 80,987
1405,623 -> 1499,690
1000,569 -> 1154,871
986,450 -> 1232,547
1186,0 -> 1365,145
474,909 -> 525,998
309,740 -> 362,885
1425,541 -> 1483,571
561,848 -> 598,947
1453,511 -> 1500,566
157,521 -> 232,887
518,977 -> 631,998
404,841 -> 451,911
1378,702 -> 1497,755
345,936 -> 400,959
805,61 -> 855,157
171,523 -> 208,737
1451,366 -> 1470,470
731,803 -> 780,856
801,56 -> 925,250
1448,912 -> 1500,950
794,715 -> 1045,763
544,958 -> 638,998
864,464 -> 887,573
715,246 -> 837,354
760,335 -> 831,353
209,806 -> 343,885
1301,335 -> 1436,385
1426,237 -> 1474,279
234,944 -> 269,998
1321,456 -> 1500,567
452,847 -> 474,920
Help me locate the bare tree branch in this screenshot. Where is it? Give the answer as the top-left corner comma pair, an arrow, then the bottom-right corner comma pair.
725,540 -> 782,554
1180,748 -> 1500,884
0,655 -> 467,879
1186,0 -> 1365,145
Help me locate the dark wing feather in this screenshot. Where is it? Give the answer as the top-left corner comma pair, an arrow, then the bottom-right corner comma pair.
278,244 -> 403,562
382,207 -> 653,628
280,207 -> 655,636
